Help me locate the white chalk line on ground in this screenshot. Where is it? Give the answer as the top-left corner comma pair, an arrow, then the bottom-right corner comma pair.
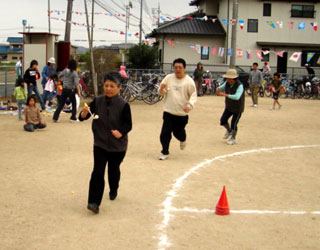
171,207 -> 320,215
157,144 -> 320,250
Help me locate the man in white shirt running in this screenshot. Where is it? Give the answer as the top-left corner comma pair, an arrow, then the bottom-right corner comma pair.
158,58 -> 197,160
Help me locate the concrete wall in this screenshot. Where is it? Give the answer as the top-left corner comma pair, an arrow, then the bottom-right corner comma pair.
23,44 -> 46,91
159,34 -> 225,70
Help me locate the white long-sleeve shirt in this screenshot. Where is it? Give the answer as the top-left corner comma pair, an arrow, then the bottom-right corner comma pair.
159,73 -> 197,116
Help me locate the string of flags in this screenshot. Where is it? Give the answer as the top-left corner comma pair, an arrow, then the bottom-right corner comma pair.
49,10 -> 130,18
166,40 -> 318,63
50,17 -> 140,37
50,10 -> 318,31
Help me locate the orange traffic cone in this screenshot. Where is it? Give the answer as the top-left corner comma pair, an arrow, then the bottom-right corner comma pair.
215,186 -> 230,215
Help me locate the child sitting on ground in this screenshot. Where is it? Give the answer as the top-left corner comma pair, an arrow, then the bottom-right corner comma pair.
14,78 -> 27,120
24,95 -> 46,132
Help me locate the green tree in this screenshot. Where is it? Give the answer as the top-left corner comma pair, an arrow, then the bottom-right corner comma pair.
127,43 -> 158,69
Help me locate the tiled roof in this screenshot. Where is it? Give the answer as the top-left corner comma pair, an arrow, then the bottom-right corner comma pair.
148,16 -> 225,37
7,37 -> 23,43
0,45 -> 9,54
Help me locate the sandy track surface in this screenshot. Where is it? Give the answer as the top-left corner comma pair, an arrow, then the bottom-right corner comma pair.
0,95 -> 319,250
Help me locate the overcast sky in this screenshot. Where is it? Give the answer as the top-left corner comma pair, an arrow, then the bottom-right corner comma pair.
0,0 -> 196,47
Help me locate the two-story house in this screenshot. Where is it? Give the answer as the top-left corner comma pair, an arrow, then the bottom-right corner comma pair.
0,37 -> 23,62
149,0 -> 320,74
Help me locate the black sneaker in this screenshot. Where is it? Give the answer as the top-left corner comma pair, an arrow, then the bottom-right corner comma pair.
109,191 -> 118,201
87,203 -> 99,214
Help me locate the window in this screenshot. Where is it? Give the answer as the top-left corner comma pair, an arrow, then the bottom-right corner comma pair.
291,5 -> 315,18
301,51 -> 320,67
201,46 -> 209,60
263,3 -> 271,17
12,57 -> 18,60
247,19 -> 258,32
261,48 -> 270,62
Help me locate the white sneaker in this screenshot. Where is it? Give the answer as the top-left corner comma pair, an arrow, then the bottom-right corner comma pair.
180,141 -> 186,150
253,104 -> 258,108
227,138 -> 236,145
250,104 -> 255,107
223,131 -> 231,139
159,154 -> 169,160
70,119 -> 79,123
269,107 -> 275,110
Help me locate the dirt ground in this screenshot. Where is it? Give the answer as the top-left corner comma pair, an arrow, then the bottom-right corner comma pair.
0,95 -> 320,250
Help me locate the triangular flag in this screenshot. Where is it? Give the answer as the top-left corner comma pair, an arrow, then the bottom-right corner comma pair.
288,22 -> 294,29
276,51 -> 285,57
212,46 -> 217,55
222,19 -> 229,25
262,50 -> 270,55
276,21 -> 283,29
289,52 -> 302,62
218,47 -> 225,57
317,56 -> 320,65
255,50 -> 263,59
227,48 -> 233,56
307,52 -> 315,63
311,22 -> 318,31
196,45 -> 201,54
203,16 -> 208,21
238,20 -> 244,29
267,21 -> 276,28
246,50 -> 252,59
167,40 -> 175,48
202,46 -> 209,55
237,49 -> 243,58
298,22 -> 306,30
212,18 -> 217,23
231,19 -> 236,25
189,43 -> 196,51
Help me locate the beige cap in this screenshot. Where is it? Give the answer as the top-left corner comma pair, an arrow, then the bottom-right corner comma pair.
223,68 -> 238,79
48,57 -> 56,64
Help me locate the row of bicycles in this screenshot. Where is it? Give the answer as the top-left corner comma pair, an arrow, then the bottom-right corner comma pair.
119,74 -> 165,105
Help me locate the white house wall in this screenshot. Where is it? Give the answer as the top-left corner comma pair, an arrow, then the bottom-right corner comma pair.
160,35 -> 225,71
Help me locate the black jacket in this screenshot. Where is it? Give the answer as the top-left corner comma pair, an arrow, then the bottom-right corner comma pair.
24,68 -> 41,86
79,95 -> 132,152
225,80 -> 245,114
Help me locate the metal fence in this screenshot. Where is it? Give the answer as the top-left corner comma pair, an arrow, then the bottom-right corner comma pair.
0,66 -> 20,98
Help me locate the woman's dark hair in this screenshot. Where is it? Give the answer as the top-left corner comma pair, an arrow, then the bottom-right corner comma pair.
173,58 -> 186,68
50,74 -> 58,80
26,95 -> 36,106
67,59 -> 77,71
15,77 -> 25,87
104,72 -> 122,87
274,72 -> 280,78
30,60 -> 38,68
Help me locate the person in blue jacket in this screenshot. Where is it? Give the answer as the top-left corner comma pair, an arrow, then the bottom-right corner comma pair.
41,57 -> 56,90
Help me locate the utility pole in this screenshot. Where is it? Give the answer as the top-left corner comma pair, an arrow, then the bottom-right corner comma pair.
158,3 -> 160,27
139,0 -> 143,43
123,1 -> 132,65
84,0 -> 98,97
229,0 -> 239,68
48,0 -> 51,33
65,0 -> 73,42
26,25 -> 34,33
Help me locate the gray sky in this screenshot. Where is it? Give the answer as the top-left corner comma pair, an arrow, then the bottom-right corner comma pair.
0,0 -> 196,46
